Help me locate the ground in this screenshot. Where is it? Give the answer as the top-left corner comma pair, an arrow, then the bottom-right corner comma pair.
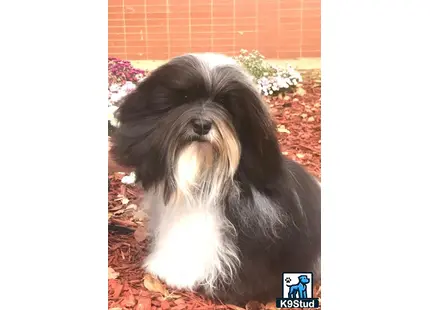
108,69 -> 321,310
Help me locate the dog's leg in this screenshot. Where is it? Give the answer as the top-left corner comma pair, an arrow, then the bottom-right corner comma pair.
303,288 -> 307,299
288,288 -> 294,299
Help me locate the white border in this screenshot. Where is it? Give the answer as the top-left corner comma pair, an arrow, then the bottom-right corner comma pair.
323,0 -> 430,309
0,0 -> 106,308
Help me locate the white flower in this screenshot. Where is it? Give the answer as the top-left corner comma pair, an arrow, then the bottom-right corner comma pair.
110,92 -> 124,103
123,81 -> 137,93
135,73 -> 144,81
109,84 -> 121,92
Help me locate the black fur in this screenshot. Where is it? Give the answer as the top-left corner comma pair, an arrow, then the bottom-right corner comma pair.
110,54 -> 320,306
210,158 -> 321,305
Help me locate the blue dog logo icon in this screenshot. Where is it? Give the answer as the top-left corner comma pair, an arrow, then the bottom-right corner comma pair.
277,272 -> 319,308
285,274 -> 310,299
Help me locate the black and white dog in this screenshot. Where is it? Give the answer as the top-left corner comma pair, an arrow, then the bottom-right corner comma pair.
110,53 -> 320,306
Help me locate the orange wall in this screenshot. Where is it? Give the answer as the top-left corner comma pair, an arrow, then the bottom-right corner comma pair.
108,0 -> 320,60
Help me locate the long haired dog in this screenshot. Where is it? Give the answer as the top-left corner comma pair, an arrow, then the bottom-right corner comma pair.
110,53 -> 321,306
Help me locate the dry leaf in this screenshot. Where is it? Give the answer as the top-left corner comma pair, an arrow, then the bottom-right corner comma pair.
300,113 -> 308,118
136,297 -> 152,310
295,87 -> 307,96
113,209 -> 125,216
109,204 -> 124,212
296,153 -> 305,159
108,267 -> 119,279
308,116 -> 315,122
174,299 -> 186,305
122,292 -> 136,308
160,300 -> 171,309
113,283 -> 124,299
143,273 -> 168,296
245,300 -> 263,310
226,305 -> 246,310
164,293 -> 182,300
108,213 -> 113,220
277,125 -> 291,134
126,203 -> 137,210
265,301 -> 280,310
134,210 -> 148,222
134,226 -> 147,243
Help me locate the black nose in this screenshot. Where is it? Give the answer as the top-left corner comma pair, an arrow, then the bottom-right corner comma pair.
192,119 -> 212,135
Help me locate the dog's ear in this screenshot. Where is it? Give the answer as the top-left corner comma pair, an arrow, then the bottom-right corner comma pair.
110,76 -> 170,188
228,88 -> 284,192
114,75 -> 161,124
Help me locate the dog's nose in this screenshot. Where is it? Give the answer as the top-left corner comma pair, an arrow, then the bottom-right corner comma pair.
191,119 -> 212,135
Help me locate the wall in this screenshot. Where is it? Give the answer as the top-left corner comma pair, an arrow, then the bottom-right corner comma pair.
108,0 -> 320,60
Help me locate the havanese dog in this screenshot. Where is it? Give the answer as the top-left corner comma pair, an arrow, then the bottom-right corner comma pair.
110,53 -> 321,306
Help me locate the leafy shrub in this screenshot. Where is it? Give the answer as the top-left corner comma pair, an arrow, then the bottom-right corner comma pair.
233,49 -> 276,79
233,49 -> 302,96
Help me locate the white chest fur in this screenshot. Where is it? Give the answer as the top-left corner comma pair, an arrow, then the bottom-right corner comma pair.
142,190 -> 240,292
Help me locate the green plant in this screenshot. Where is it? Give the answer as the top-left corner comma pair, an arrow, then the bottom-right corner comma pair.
233,49 -> 303,96
233,49 -> 276,79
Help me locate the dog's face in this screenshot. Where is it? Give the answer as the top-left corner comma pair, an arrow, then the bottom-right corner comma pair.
111,53 -> 283,201
298,275 -> 310,284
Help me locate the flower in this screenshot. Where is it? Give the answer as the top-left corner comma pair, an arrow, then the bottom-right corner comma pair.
110,92 -> 124,104
108,57 -> 146,87
234,50 -> 302,96
108,57 -> 147,129
123,81 -> 137,93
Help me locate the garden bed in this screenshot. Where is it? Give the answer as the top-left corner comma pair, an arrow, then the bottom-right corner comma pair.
108,69 -> 321,310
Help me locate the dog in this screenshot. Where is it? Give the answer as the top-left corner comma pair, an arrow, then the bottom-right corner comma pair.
110,53 -> 321,306
286,275 -> 310,299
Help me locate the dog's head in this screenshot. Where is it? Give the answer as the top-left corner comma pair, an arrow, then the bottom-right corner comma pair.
298,275 -> 310,284
111,53 -> 283,202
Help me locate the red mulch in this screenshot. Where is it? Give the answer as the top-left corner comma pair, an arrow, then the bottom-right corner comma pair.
108,70 -> 321,310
